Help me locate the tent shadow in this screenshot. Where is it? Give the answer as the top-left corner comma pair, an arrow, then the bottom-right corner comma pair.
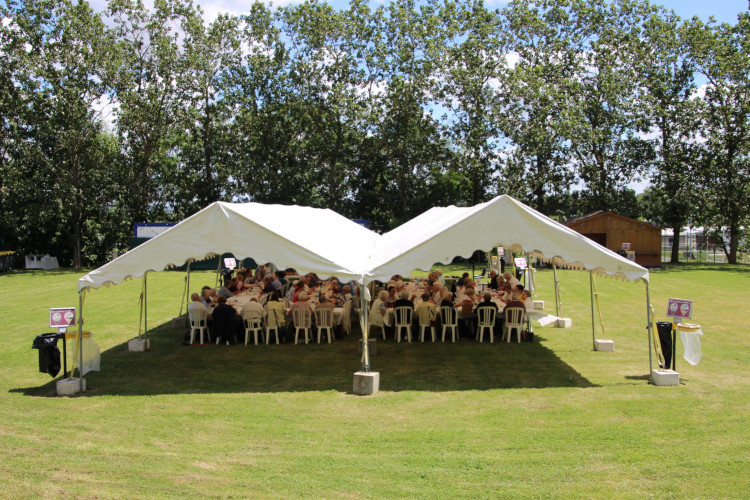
12,322 -> 597,397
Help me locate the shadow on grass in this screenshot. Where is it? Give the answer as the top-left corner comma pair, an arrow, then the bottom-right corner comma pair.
13,322 -> 596,397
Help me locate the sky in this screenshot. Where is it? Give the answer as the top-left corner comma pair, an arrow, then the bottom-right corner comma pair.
77,0 -> 747,194
82,0 -> 749,24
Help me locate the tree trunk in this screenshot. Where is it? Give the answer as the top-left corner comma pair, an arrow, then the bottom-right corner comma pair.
670,225 -> 681,264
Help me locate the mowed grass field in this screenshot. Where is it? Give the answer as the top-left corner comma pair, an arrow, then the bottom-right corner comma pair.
1,265 -> 748,498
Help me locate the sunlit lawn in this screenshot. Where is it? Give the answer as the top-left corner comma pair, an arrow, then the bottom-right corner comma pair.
1,264 -> 748,498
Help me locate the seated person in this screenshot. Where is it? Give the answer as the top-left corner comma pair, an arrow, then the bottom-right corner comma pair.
252,264 -> 268,283
240,297 -> 264,315
291,280 -> 306,303
188,293 -> 212,318
505,291 -> 526,311
235,272 -> 248,291
291,292 -> 313,311
499,283 -> 513,303
316,295 -> 334,309
435,269 -> 446,285
385,286 -> 399,308
456,272 -> 470,287
488,271 -> 501,290
342,284 -> 353,302
200,286 -> 216,307
211,295 -> 238,344
306,273 -> 320,288
369,290 -> 388,328
415,293 -> 437,326
458,288 -> 477,339
274,271 -> 286,289
261,275 -> 275,294
217,281 -> 234,298
504,271 -> 521,288
394,290 -> 414,310
440,292 -> 455,309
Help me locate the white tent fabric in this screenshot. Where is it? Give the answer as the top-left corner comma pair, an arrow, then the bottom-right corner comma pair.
79,195 -> 648,292
78,202 -> 380,291
365,195 -> 649,283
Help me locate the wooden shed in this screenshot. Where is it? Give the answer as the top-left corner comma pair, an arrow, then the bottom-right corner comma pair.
566,211 -> 662,268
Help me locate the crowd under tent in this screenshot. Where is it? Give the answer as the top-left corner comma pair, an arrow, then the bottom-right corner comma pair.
74,195 -> 658,391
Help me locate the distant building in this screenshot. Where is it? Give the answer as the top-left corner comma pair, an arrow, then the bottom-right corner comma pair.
566,211 -> 662,268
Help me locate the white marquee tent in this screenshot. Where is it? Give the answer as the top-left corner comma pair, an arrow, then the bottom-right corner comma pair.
75,195 -> 656,382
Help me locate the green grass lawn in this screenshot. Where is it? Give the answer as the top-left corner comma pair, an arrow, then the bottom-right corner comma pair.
1,264 -> 748,498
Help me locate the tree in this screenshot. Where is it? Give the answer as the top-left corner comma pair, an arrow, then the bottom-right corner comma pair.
500,0 -> 578,215
438,0 -> 506,205
1,0 -> 119,266
562,0 -> 654,214
174,8 -> 242,216
106,0 -> 188,226
686,13 -> 750,264
633,7 -> 700,263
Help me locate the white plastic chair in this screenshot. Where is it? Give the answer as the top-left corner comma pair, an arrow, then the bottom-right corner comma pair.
394,306 -> 413,343
477,306 -> 497,343
242,309 -> 265,345
314,307 -> 335,344
188,308 -> 210,344
292,308 -> 312,344
440,306 -> 459,343
504,307 -> 525,343
417,305 -> 436,342
369,301 -> 386,340
264,307 -> 284,345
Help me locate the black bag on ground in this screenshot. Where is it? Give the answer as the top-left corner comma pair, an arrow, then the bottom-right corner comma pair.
32,333 -> 62,377
656,321 -> 673,368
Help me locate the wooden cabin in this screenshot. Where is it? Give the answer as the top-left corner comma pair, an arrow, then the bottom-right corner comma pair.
566,211 -> 662,268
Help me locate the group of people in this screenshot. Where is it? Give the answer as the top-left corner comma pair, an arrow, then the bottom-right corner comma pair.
369,269 -> 533,341
187,263 -> 359,345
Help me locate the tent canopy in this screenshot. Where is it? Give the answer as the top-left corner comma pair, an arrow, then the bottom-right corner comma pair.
78,202 -> 380,291
367,195 -> 648,283
78,195 -> 648,292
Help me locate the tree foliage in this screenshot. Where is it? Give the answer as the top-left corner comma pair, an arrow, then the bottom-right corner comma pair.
1,0 -> 748,265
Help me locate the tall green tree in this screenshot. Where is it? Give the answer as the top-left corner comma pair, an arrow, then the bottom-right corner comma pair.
438,0 -> 505,205
685,13 -> 750,264
501,0 -> 578,216
174,8 -> 241,216
1,0 -> 119,266
107,0 -> 188,226
634,8 -> 700,263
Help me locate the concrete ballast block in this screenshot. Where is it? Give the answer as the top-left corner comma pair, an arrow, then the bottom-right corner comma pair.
651,369 -> 680,386
556,318 -> 572,328
595,339 -> 615,352
353,371 -> 380,395
533,300 -> 544,310
128,338 -> 150,352
57,377 -> 86,396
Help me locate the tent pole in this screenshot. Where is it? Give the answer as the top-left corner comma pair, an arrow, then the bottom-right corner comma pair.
360,285 -> 370,372
646,280 -> 654,383
553,265 -> 560,317
589,272 -> 596,349
215,257 -> 221,288
185,261 -> 191,316
78,290 -> 84,392
144,271 -> 148,339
